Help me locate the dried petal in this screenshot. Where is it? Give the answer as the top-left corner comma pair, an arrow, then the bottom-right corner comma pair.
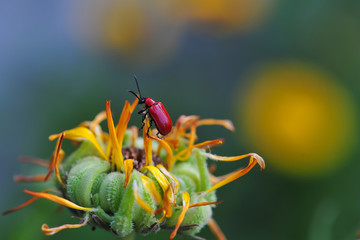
24,190 -> 94,211
169,191 -> 190,240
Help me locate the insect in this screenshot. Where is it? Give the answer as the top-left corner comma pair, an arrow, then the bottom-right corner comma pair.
129,75 -> 173,137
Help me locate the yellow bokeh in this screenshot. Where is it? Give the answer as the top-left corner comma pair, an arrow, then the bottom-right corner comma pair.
177,0 -> 276,33
236,62 -> 358,177
68,0 -> 185,65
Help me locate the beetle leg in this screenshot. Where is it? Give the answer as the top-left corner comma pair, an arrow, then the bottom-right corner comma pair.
140,113 -> 147,130
156,132 -> 163,139
147,119 -> 153,137
138,108 -> 147,115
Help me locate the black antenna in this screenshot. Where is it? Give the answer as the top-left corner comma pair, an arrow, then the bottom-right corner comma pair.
129,75 -> 145,103
133,75 -> 142,98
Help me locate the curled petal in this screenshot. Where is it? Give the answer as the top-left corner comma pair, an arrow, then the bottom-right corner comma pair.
202,152 -> 265,167
192,139 -> 223,149
41,216 -> 89,235
167,115 -> 199,144
175,124 -> 197,161
49,127 -> 107,160
196,119 -> 235,132
45,138 -> 65,182
169,191 -> 190,240
143,166 -> 176,210
89,110 -> 107,136
24,190 -> 94,211
123,159 -> 133,188
2,190 -> 51,215
203,153 -> 265,193
149,135 -> 174,170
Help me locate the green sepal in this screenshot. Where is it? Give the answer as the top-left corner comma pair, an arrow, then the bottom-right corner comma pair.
111,171 -> 138,237
62,140 -> 101,172
98,172 -> 126,213
165,193 -> 212,236
132,173 -> 160,234
66,157 -> 110,206
193,149 -> 216,202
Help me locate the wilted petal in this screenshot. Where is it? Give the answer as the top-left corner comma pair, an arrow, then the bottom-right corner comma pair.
49,127 -> 107,160
41,216 -> 88,236
24,190 -> 94,211
169,191 -> 190,240
202,153 -> 265,193
207,218 -> 226,240
196,119 -> 235,132
2,190 -> 51,215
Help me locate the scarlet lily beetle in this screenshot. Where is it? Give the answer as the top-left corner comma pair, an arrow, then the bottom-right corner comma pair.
129,75 -> 173,137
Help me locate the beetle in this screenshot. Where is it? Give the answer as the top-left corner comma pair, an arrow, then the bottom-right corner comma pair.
129,75 -> 173,137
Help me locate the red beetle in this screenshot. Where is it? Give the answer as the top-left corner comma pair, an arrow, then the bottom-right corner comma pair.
129,76 -> 173,137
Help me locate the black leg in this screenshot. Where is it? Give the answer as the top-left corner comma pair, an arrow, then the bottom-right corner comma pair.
146,119 -> 153,137
140,113 -> 147,130
156,132 -> 163,139
138,108 -> 147,114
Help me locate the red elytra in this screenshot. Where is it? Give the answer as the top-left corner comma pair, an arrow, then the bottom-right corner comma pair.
129,76 -> 173,137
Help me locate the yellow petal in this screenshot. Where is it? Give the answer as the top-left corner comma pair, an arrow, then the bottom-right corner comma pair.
143,117 -> 153,166
106,101 -> 124,170
116,101 -> 131,148
142,166 -> 170,194
89,110 -> 107,136
123,159 -> 133,188
174,124 -> 197,161
193,139 -> 223,149
49,127 -> 107,160
204,153 -> 265,193
130,126 -> 138,147
130,97 -> 139,113
24,190 -> 94,211
45,137 -> 65,181
156,164 -> 179,195
2,190 -> 51,215
54,133 -> 66,187
140,175 -> 162,204
196,119 -> 235,132
41,216 -> 88,236
149,136 -> 174,171
189,200 -> 222,209
133,181 -> 156,214
163,187 -> 174,218
169,191 -> 190,240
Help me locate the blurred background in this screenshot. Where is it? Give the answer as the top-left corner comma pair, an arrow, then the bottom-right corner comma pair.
1,0 -> 359,239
